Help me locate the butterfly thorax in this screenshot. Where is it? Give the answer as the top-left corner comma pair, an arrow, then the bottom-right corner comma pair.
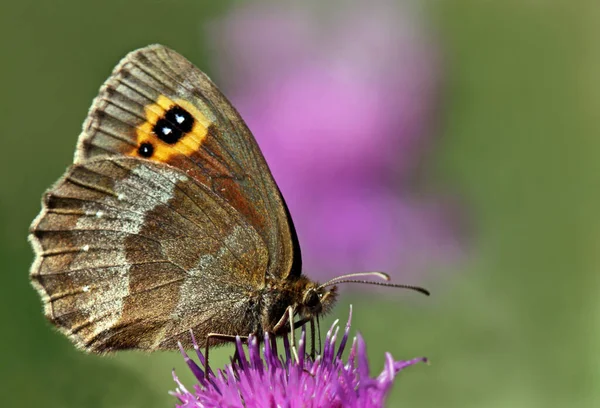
260,275 -> 338,334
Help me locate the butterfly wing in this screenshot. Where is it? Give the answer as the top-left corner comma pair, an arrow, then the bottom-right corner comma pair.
29,45 -> 300,351
30,157 -> 269,351
75,44 -> 301,281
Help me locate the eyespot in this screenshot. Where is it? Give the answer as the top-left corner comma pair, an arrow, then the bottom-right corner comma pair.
138,142 -> 154,157
152,105 -> 194,144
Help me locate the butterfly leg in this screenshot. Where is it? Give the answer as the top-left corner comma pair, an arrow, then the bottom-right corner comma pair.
204,333 -> 248,375
316,315 -> 322,355
291,316 -> 317,359
273,312 -> 318,361
273,306 -> 299,362
309,318 -> 316,360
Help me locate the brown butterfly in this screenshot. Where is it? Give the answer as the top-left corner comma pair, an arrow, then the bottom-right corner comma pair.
29,45 -> 428,359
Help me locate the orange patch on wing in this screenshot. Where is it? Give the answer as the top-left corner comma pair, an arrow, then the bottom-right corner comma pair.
128,95 -> 211,162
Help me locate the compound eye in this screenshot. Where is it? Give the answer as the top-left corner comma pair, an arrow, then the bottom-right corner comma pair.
305,290 -> 320,309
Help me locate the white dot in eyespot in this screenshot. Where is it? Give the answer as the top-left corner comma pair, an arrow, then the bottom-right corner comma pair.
175,113 -> 185,124
82,285 -> 90,292
162,126 -> 172,135
82,245 -> 90,252
95,210 -> 104,218
117,193 -> 125,201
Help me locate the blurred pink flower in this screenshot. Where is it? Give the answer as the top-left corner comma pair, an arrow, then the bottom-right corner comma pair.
209,0 -> 461,281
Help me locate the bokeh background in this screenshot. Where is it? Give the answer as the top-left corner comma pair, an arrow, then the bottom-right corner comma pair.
1,0 -> 598,407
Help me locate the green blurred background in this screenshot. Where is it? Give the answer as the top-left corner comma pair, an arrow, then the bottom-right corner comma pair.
1,0 -> 598,407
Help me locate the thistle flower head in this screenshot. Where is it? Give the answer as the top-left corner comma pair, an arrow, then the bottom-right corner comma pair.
172,308 -> 426,407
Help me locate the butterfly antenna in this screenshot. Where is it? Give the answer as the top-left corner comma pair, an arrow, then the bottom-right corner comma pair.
318,271 -> 391,288
318,271 -> 430,296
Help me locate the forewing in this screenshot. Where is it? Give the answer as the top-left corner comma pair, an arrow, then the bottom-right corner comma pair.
75,44 -> 300,281
29,157 -> 268,351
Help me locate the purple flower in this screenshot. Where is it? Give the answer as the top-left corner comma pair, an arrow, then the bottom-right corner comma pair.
171,308 -> 426,407
210,1 -> 461,281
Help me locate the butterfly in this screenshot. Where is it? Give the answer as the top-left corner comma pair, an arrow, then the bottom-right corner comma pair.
29,45 -> 428,359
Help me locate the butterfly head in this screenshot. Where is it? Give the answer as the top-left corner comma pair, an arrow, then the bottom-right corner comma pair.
299,271 -> 430,318
298,283 -> 338,318
294,271 -> 430,320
